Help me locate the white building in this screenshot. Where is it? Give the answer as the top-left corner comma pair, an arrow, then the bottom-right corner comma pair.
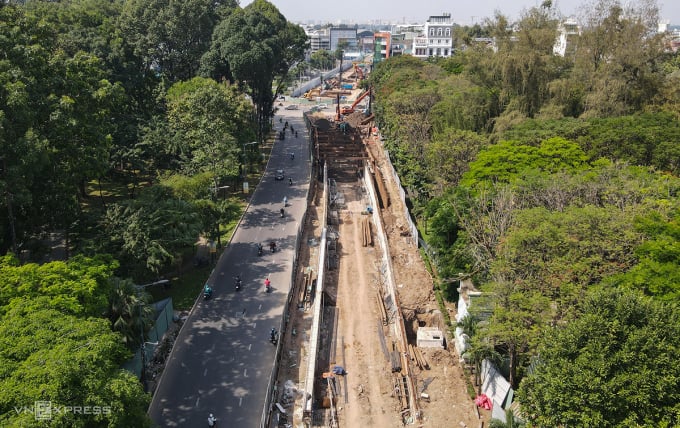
330,27 -> 358,52
307,28 -> 331,54
553,18 -> 581,57
413,13 -> 454,58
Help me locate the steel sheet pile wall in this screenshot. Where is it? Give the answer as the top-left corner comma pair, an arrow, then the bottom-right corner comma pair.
303,163 -> 329,415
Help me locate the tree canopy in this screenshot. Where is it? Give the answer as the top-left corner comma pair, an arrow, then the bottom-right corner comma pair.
517,288 -> 680,427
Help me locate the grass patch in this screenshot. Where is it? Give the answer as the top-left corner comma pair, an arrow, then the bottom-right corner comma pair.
148,263 -> 213,311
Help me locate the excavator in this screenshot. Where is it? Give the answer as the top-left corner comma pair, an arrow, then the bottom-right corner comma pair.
340,89 -> 370,116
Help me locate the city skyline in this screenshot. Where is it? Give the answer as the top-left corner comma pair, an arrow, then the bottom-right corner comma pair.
240,0 -> 680,26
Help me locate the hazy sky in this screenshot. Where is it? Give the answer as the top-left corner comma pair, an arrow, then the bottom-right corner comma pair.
239,0 -> 680,26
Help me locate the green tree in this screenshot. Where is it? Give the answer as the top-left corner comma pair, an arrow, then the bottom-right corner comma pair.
201,0 -> 307,140
0,298 -> 151,427
518,288 -> 680,427
609,208 -> 680,300
0,254 -> 116,316
309,49 -> 334,71
0,5 -> 122,252
165,77 -> 256,180
101,185 -> 202,278
426,128 -> 488,190
118,0 -> 236,83
571,0 -> 665,117
107,277 -> 155,349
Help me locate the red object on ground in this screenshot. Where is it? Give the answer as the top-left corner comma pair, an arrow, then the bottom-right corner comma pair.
474,394 -> 492,410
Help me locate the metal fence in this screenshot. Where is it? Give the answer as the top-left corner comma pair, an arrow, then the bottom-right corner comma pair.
123,297 -> 174,379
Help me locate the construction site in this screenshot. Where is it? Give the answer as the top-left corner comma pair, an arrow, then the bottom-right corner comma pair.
268,64 -> 488,428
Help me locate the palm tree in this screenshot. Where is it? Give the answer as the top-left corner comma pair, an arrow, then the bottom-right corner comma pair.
488,408 -> 525,428
107,277 -> 155,349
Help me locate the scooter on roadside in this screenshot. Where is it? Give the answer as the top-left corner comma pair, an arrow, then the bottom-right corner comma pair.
203,284 -> 213,300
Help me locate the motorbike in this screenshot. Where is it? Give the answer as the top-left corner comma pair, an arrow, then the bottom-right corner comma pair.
234,275 -> 242,291
288,178 -> 293,186
257,244 -> 263,256
264,278 -> 272,293
270,328 -> 278,344
283,196 -> 287,206
203,284 -> 213,300
269,241 -> 276,253
280,208 -> 285,218
208,413 -> 217,427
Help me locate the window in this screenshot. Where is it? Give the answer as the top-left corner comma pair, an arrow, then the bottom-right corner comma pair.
429,28 -> 434,36
428,48 -> 433,56
437,28 -> 443,36
444,49 -> 448,56
446,28 -> 451,37
436,48 -> 441,56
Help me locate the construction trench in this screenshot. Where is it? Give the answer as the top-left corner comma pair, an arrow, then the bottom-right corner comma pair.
266,110 -> 427,428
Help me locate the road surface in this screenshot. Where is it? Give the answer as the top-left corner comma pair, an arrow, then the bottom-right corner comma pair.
149,103 -> 310,427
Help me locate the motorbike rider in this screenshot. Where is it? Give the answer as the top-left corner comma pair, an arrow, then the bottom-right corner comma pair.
257,243 -> 263,255
280,207 -> 284,218
203,283 -> 213,298
208,413 -> 217,427
234,275 -> 242,289
283,196 -> 287,206
288,178 -> 293,186
270,327 -> 277,342
269,241 -> 276,252
264,277 -> 271,291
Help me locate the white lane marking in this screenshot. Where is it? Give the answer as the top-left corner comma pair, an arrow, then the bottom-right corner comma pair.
239,397 -> 243,407
258,304 -> 262,310
195,397 -> 200,407
243,369 -> 248,378
203,368 -> 208,376
248,343 -> 252,351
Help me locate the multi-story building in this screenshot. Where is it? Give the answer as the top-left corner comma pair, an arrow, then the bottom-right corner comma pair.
330,27 -> 358,52
413,13 -> 454,58
373,31 -> 391,63
358,30 -> 375,54
553,18 -> 580,57
307,28 -> 331,54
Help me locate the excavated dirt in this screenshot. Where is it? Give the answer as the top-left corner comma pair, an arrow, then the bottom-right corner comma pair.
275,125 -> 490,427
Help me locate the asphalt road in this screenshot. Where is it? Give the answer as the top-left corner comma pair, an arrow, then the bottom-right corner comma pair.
149,103 -> 311,427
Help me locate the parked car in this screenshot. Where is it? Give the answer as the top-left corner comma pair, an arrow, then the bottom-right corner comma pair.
317,103 -> 328,109
285,104 -> 298,110
275,169 -> 285,180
